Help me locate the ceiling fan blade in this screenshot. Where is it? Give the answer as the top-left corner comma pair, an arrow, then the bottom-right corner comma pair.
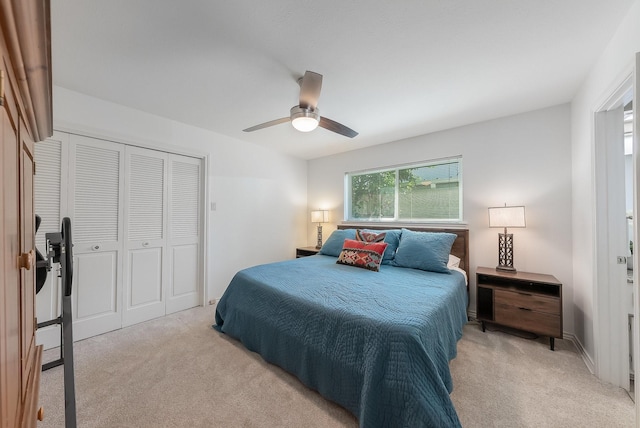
243,117 -> 290,132
299,71 -> 323,110
319,117 -> 358,138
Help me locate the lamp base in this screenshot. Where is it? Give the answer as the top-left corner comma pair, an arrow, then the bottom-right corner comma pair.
496,231 -> 516,273
315,224 -> 323,249
496,265 -> 517,273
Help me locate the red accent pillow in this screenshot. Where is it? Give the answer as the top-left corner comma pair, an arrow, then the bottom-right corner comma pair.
336,239 -> 388,272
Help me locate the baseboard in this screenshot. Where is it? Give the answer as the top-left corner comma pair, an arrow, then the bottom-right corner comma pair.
465,311 -> 596,375
563,332 -> 595,374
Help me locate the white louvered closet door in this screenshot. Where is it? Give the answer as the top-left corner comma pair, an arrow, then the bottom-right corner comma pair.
33,132 -> 68,349
166,154 -> 201,314
122,146 -> 168,327
69,135 -> 125,341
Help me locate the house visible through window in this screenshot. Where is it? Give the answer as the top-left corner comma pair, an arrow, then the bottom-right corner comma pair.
345,157 -> 462,222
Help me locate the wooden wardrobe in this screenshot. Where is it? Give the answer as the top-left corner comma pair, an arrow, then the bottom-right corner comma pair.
0,1 -> 53,427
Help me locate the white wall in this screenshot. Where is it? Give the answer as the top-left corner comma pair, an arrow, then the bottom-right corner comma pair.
53,86 -> 308,301
308,104 -> 573,331
571,0 -> 640,363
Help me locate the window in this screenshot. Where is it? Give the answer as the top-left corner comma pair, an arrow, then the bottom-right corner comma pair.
345,157 -> 462,222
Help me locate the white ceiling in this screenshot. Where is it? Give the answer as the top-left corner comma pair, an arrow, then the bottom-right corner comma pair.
51,1 -> 634,160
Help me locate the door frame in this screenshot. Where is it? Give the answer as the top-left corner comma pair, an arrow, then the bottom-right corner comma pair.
633,51 -> 640,426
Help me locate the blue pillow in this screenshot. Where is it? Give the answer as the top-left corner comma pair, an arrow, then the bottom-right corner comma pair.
318,229 -> 357,257
392,229 -> 457,273
359,229 -> 401,264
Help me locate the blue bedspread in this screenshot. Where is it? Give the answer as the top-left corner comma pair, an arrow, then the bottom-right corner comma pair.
214,255 -> 468,427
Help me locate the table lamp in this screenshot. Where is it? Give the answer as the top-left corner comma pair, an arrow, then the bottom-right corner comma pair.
311,210 -> 329,249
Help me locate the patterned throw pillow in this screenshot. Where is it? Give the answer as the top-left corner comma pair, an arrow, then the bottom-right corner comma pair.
336,239 -> 388,272
355,229 -> 386,243
355,229 -> 401,264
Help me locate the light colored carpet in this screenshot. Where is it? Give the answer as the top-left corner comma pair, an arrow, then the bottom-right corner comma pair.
38,305 -> 634,427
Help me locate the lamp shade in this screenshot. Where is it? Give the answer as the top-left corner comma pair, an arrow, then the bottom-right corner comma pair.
488,206 -> 526,228
311,210 -> 329,223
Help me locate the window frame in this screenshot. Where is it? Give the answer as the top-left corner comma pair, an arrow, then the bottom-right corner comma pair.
344,156 -> 463,223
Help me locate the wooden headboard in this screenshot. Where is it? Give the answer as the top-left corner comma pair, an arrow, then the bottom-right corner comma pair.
337,225 -> 470,279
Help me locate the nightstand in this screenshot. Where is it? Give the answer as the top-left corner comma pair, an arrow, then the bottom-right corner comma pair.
296,246 -> 320,258
476,266 -> 562,350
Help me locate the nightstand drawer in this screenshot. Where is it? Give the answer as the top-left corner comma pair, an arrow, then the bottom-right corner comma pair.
494,289 -> 559,315
494,303 -> 561,337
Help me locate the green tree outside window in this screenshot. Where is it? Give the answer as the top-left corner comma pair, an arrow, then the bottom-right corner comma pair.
348,158 -> 462,222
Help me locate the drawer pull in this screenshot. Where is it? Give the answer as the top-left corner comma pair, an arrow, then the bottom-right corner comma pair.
518,292 -> 532,297
518,307 -> 532,311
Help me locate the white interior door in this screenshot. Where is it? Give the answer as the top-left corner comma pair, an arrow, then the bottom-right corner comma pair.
166,154 -> 202,314
595,104 -> 630,389
69,135 -> 124,341
607,105 -> 631,390
594,73 -> 636,391
34,132 -> 68,349
122,146 -> 168,327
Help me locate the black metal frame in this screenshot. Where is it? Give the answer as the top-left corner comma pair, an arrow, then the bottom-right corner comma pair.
37,217 -> 77,428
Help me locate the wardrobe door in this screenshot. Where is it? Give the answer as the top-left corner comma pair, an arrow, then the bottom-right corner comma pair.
1,88 -> 22,428
18,119 -> 38,404
34,132 -> 68,349
122,146 -> 168,327
166,154 -> 202,314
69,135 -> 124,341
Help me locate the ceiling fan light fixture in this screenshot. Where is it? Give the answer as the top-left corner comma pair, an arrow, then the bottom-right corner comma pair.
290,106 -> 320,132
292,117 -> 319,132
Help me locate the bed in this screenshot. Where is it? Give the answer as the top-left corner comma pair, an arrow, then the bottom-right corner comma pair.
214,226 -> 470,427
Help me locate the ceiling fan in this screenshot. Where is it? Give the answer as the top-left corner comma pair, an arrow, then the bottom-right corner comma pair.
243,71 -> 358,138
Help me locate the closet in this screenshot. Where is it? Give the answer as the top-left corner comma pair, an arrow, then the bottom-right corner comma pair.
35,132 -> 203,346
